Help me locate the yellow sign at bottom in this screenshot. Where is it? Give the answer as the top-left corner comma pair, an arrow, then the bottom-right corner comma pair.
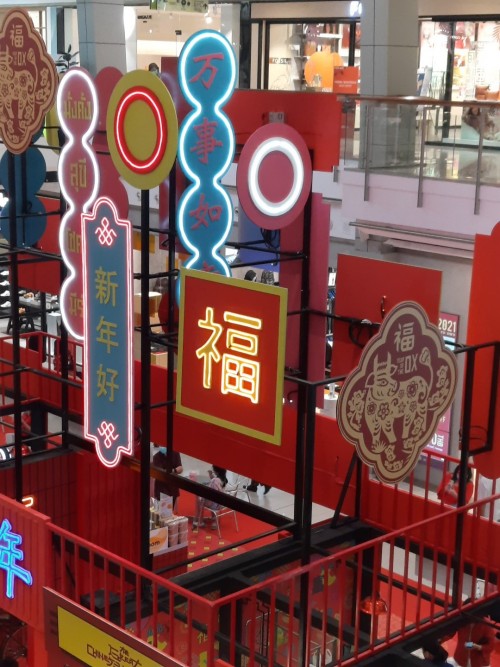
58,606 -> 162,667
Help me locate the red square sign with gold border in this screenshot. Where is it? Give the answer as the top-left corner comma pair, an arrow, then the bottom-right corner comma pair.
177,269 -> 288,445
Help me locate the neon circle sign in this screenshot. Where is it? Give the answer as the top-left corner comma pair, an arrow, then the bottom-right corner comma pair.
107,70 -> 178,190
114,88 -> 167,172
237,123 -> 312,231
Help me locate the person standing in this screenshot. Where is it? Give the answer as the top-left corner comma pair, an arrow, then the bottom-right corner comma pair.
437,464 -> 474,506
453,617 -> 495,667
152,446 -> 183,512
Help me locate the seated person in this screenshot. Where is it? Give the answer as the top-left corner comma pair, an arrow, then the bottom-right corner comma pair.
194,465 -> 227,528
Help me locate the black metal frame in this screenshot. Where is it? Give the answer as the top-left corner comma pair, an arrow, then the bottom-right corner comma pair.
1,81 -> 500,667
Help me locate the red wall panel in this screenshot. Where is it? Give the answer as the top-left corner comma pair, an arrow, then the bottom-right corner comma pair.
0,495 -> 50,630
331,255 -> 442,377
0,455 -> 77,530
280,194 -> 331,407
18,196 -> 61,295
137,363 -> 357,515
74,450 -> 141,565
226,89 -> 341,171
466,222 -> 500,478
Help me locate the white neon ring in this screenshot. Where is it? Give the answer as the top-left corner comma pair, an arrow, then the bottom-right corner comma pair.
247,138 -> 304,217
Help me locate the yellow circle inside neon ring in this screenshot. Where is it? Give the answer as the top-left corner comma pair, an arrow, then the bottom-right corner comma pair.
106,69 -> 178,190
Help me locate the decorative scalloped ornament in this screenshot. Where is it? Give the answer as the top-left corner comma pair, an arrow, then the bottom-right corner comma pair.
337,301 -> 458,484
0,9 -> 57,154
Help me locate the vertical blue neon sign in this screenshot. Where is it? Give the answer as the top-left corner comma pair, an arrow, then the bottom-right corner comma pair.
177,30 -> 236,278
0,518 -> 33,599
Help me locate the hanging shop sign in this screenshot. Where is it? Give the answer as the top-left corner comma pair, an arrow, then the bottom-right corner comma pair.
151,0 -> 209,12
177,269 -> 287,444
44,589 -> 182,667
82,197 -> 133,468
337,302 -> 458,484
57,67 -> 99,341
177,30 -> 236,277
236,123 -> 312,231
0,9 -> 57,154
425,311 -> 460,457
333,66 -> 359,95
0,495 -> 48,628
107,70 -> 178,190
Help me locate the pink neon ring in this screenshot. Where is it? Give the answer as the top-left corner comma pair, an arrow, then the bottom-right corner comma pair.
114,87 -> 167,172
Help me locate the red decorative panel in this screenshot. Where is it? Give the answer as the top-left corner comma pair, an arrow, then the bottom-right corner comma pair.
331,255 -> 442,378
0,494 -> 50,630
18,196 -> 61,294
226,89 -> 341,171
280,193 -> 330,406
0,454 -> 77,531
466,222 -> 500,478
137,363 -> 357,515
75,450 -> 141,564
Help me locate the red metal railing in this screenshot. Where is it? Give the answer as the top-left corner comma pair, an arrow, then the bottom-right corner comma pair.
47,490 -> 500,667
360,448 -> 498,529
0,331 -> 83,384
210,494 -> 500,666
48,523 -> 217,666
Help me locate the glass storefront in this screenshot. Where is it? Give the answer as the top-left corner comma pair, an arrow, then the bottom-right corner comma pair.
263,20 -> 360,93
418,19 -> 500,143
419,19 -> 500,102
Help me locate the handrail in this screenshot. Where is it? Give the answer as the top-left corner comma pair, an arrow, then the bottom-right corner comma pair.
211,494 -> 500,666
341,94 -> 500,109
43,457 -> 500,666
340,93 -> 500,215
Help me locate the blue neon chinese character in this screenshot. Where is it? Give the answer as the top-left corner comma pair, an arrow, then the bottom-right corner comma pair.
0,518 -> 33,599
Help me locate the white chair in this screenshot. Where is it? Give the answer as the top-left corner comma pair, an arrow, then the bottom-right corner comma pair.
226,475 -> 251,503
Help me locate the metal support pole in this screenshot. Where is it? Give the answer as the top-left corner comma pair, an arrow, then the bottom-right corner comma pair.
39,291 -> 47,333
165,166 -> 178,499
293,189 -> 312,538
417,107 -> 427,208
59,259 -> 69,449
7,152 -> 22,502
140,190 -> 152,571
363,104 -> 372,202
166,167 -> 176,452
296,386 -> 316,667
452,347 -> 475,606
474,110 -> 485,215
296,186 -> 313,667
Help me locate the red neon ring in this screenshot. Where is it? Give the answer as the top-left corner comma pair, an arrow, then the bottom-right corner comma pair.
114,87 -> 167,172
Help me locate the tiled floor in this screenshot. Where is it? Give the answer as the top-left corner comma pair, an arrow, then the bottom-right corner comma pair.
168,449 -> 334,526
